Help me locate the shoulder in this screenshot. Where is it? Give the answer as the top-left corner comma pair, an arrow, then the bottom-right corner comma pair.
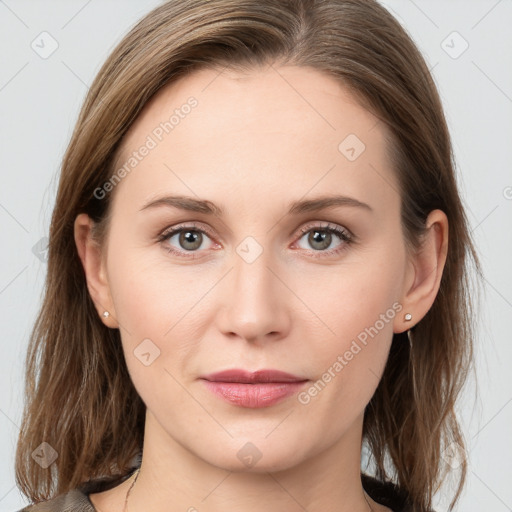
15,488 -> 94,512
15,470 -> 136,512
362,473 -> 437,512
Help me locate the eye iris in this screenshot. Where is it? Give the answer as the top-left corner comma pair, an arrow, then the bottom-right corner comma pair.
308,230 -> 331,250
179,230 -> 202,250
169,227 -> 341,253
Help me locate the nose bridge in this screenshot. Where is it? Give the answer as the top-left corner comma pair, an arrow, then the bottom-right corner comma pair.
233,236 -> 271,298
219,235 -> 289,342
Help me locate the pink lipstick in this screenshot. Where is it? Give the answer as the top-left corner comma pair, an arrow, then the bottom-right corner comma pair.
200,369 -> 309,408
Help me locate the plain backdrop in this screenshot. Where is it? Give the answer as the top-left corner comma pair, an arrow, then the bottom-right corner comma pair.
1,1 -> 511,511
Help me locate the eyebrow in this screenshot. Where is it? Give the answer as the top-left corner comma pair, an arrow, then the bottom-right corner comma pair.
139,194 -> 373,216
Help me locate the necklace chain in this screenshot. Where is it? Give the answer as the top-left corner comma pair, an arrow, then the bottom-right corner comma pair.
122,468 -> 373,512
123,468 -> 140,512
364,490 -> 375,511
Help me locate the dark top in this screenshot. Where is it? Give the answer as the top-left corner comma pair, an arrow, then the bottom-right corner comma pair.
18,471 -> 421,511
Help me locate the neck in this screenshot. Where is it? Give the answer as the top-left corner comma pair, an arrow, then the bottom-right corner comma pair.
126,410 -> 377,512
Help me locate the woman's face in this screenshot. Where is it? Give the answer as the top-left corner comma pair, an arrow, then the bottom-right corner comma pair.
97,65 -> 413,471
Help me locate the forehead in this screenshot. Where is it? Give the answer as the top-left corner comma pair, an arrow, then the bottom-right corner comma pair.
119,64 -> 383,154
111,65 -> 399,216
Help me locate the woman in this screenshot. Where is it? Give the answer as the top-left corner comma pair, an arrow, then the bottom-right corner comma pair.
14,0 -> 481,511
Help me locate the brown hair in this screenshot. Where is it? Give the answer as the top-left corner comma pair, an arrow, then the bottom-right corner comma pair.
15,1 -> 481,510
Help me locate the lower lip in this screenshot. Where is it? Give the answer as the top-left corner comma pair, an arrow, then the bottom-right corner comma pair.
201,380 -> 308,408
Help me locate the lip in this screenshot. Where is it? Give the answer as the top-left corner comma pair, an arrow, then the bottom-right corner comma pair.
200,369 -> 309,408
200,369 -> 307,383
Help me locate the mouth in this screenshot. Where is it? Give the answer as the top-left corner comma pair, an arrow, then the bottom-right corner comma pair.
200,368 -> 308,384
199,369 -> 309,408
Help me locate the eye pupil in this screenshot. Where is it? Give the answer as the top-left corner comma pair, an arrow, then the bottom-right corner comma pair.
180,230 -> 202,250
309,230 -> 331,250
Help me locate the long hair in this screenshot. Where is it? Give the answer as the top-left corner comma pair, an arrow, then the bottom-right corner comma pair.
15,1 -> 481,510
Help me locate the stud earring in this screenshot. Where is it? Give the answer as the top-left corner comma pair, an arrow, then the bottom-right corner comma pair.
103,311 -> 110,318
404,313 -> 412,321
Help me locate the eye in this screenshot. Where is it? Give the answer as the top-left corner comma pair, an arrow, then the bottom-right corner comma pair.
157,223 -> 218,259
157,221 -> 353,260
293,222 -> 353,257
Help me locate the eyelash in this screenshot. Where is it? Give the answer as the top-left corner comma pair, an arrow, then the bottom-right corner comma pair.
156,221 -> 353,260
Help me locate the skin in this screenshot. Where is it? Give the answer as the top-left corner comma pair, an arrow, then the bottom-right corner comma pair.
75,64 -> 448,512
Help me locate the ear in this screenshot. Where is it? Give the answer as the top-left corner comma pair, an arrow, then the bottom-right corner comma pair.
74,213 -> 119,328
394,209 -> 449,333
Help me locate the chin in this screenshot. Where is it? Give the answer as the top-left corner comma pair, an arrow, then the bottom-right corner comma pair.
196,436 -> 309,474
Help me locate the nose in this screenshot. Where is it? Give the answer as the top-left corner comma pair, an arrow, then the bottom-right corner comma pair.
216,244 -> 291,344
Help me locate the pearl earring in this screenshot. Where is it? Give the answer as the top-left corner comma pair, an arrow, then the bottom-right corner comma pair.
103,311 -> 110,318
404,313 -> 412,321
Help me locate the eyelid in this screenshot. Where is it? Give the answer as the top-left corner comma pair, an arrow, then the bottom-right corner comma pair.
157,220 -> 354,257
294,221 -> 353,241
157,221 -> 216,240
158,221 -> 353,241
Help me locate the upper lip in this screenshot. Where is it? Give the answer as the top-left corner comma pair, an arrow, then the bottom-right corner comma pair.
200,369 -> 308,383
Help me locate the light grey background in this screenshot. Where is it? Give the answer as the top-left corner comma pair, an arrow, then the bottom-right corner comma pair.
1,1 -> 511,510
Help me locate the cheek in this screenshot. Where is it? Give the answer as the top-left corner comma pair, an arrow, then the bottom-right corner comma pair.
106,247 -> 218,381
106,254 -> 199,412
294,244 -> 404,340
107,240 -> 213,337
293,248 -> 405,406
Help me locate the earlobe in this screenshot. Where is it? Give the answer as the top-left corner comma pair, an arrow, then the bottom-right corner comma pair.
394,209 -> 449,334
74,213 -> 119,328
